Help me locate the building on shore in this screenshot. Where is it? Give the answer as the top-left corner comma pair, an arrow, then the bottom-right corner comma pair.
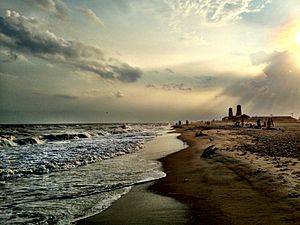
248,116 -> 297,123
222,105 -> 298,123
222,105 -> 250,122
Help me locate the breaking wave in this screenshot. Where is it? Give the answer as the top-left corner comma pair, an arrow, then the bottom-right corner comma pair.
0,123 -> 169,224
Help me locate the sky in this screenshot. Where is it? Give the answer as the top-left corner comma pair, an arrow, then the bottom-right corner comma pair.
1,0 -> 300,123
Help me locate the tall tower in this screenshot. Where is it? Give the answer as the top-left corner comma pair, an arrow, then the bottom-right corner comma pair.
228,107 -> 233,118
236,105 -> 242,116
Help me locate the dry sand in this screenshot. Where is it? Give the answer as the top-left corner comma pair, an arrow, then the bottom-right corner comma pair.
78,123 -> 300,225
151,123 -> 300,225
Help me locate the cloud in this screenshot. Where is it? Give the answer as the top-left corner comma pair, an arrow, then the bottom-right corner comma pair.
0,10 -> 142,83
109,62 -> 142,82
166,0 -> 271,25
30,0 -> 69,20
179,31 -> 208,45
112,0 -> 133,13
146,83 -> 192,91
113,91 -> 125,98
0,71 -> 18,80
223,51 -> 300,114
0,50 -> 17,63
165,68 -> 174,73
146,84 -> 156,88
163,83 -> 192,91
53,94 -> 78,100
162,0 -> 271,48
250,51 -> 274,66
0,49 -> 30,63
78,8 -> 105,27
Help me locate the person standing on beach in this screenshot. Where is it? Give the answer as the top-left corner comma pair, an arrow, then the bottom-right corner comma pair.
257,119 -> 261,129
267,117 -> 274,129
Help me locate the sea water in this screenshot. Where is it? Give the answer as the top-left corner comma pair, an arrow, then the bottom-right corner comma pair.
0,123 -> 168,224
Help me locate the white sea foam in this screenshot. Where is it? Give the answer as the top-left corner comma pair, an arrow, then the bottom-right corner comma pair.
0,123 -> 168,224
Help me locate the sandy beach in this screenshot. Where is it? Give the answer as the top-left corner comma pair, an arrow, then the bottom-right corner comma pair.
76,132 -> 189,225
4,2 -> 300,224
78,123 -> 300,225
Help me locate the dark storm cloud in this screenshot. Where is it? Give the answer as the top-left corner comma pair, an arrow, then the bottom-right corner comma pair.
223,51 -> 300,113
0,10 -> 142,83
109,62 -> 142,82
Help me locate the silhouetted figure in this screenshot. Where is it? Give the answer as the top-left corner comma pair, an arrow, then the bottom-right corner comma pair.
267,119 -> 270,129
178,120 -> 182,125
186,120 -> 189,125
267,117 -> 274,129
270,117 -> 274,127
257,119 -> 261,129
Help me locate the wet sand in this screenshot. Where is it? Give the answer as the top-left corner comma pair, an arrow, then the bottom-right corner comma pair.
76,132 -> 189,225
77,182 -> 188,225
77,124 -> 300,225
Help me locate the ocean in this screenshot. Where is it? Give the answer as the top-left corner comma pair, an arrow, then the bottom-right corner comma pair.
0,123 -> 170,224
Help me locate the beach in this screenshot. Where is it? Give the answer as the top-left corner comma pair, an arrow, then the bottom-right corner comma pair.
78,122 -> 300,225
0,123 -> 171,224
3,1 -> 300,224
76,132 -> 189,225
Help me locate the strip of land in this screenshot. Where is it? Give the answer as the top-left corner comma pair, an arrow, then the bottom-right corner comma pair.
76,132 -> 189,225
78,123 -> 300,225
151,122 -> 300,224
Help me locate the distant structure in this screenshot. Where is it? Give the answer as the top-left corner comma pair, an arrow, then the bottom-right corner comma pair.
228,107 -> 233,118
236,105 -> 242,116
222,105 -> 250,123
248,116 -> 297,123
222,105 -> 298,124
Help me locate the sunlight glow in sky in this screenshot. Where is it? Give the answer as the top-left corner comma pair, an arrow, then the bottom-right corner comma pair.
295,32 -> 300,45
1,0 -> 300,123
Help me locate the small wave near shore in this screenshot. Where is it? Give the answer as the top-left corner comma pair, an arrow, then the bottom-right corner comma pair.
0,123 -> 167,224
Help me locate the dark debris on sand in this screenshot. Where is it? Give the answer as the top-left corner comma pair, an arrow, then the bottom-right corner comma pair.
236,129 -> 300,159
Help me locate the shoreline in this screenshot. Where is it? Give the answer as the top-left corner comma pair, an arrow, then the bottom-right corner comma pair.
151,123 -> 300,224
77,123 -> 300,225
76,131 -> 188,225
75,182 -> 188,225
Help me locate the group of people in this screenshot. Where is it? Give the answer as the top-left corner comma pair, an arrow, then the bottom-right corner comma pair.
176,120 -> 190,126
235,117 -> 274,129
256,117 -> 274,129
175,117 -> 275,130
